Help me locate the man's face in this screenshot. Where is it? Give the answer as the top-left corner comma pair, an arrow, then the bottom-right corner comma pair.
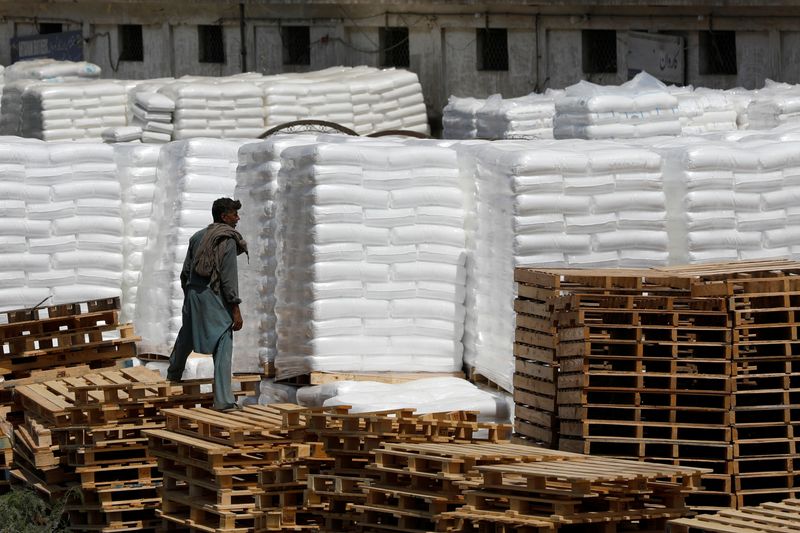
221,210 -> 240,228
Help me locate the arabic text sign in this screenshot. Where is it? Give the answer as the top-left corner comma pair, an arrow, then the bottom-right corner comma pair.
11,31 -> 84,62
627,31 -> 684,85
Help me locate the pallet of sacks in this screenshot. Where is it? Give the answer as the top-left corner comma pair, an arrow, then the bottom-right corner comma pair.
145,404 -> 321,533
10,366 -> 259,532
513,259 -> 800,511
0,297 -> 139,380
304,405 -> 512,532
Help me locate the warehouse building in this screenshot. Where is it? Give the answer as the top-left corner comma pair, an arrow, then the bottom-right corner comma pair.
0,0 -> 797,126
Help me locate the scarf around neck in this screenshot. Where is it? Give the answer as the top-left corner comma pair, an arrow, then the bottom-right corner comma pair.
192,223 -> 249,295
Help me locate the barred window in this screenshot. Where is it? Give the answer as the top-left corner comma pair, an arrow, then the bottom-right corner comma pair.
699,31 -> 737,75
282,26 -> 310,66
583,30 -> 617,74
198,25 -> 225,64
477,28 -> 508,71
380,27 -> 409,68
38,23 -> 63,34
119,24 -> 143,62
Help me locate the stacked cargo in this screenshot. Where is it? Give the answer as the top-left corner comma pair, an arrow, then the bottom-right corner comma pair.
135,139 -> 252,355
445,455 -> 704,532
305,406 -> 512,532
145,404 -> 315,532
0,297 -> 138,380
691,268 -> 800,508
273,140 -> 467,379
10,367 -> 246,532
513,260 -> 800,511
358,441 -> 541,533
671,497 -> 800,531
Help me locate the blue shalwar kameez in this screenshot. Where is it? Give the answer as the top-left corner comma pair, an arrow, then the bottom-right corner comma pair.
167,227 -> 241,409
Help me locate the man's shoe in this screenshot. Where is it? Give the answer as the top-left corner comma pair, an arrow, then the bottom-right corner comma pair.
220,404 -> 242,413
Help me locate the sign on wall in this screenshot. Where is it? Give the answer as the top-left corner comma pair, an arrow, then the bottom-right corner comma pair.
11,31 -> 84,62
626,31 -> 684,84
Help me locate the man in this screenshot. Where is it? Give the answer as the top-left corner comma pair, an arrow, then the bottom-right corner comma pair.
167,197 -> 248,411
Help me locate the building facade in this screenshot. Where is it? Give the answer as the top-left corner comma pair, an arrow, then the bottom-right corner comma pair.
1,0 -> 798,122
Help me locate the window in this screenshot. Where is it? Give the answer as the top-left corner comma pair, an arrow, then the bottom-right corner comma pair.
380,27 -> 409,68
198,25 -> 225,64
699,30 -> 737,75
38,23 -> 63,34
582,30 -> 617,74
476,28 -> 508,71
119,24 -> 143,62
282,26 -> 310,65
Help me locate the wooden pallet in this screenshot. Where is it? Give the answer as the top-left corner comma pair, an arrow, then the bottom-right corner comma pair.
670,497 -> 800,532
161,404 -> 308,446
455,456 -> 704,529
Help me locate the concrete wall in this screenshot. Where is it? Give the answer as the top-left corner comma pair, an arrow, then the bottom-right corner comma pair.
5,2 -> 800,121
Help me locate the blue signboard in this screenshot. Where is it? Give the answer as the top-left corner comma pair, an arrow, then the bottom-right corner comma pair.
10,31 -> 84,62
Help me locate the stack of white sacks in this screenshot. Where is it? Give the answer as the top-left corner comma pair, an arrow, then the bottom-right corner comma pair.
1,80 -> 128,140
671,86 -> 739,134
0,60 -> 126,140
351,68 -> 428,134
114,144 -> 161,322
161,79 -> 266,140
0,139 -> 123,311
234,135 -> 318,372
3,59 -> 102,83
134,139 -> 253,360
273,138 -> 467,379
476,92 -> 559,140
262,76 -> 354,131
745,80 -> 800,130
460,139 -> 667,390
554,72 -> 681,139
131,90 -> 175,143
295,377 -> 513,423
442,96 -> 484,139
656,136 -> 800,263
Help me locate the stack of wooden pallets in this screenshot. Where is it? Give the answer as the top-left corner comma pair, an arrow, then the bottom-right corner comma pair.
0,422 -> 10,495
145,404 -> 319,533
358,442 -> 576,533
0,297 -> 139,381
670,497 -> 800,532
445,453 -> 705,532
513,260 -> 800,511
305,407 -> 512,532
11,367 -> 258,532
689,269 -> 800,509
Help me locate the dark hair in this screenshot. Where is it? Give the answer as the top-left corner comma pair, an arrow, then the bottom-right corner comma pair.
212,197 -> 242,222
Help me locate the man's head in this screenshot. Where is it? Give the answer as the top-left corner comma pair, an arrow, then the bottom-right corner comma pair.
212,197 -> 242,228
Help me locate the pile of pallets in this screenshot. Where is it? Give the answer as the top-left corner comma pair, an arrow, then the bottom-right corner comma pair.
513,260 -> 800,511
359,441 -> 575,533
691,269 -> 800,509
305,406 -> 512,532
10,367 -> 258,532
0,297 -> 138,381
0,422 -> 10,495
445,453 -> 705,532
670,497 -> 800,532
145,404 -> 320,533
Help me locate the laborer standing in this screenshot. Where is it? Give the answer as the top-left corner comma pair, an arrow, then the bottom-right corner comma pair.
167,197 -> 248,411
